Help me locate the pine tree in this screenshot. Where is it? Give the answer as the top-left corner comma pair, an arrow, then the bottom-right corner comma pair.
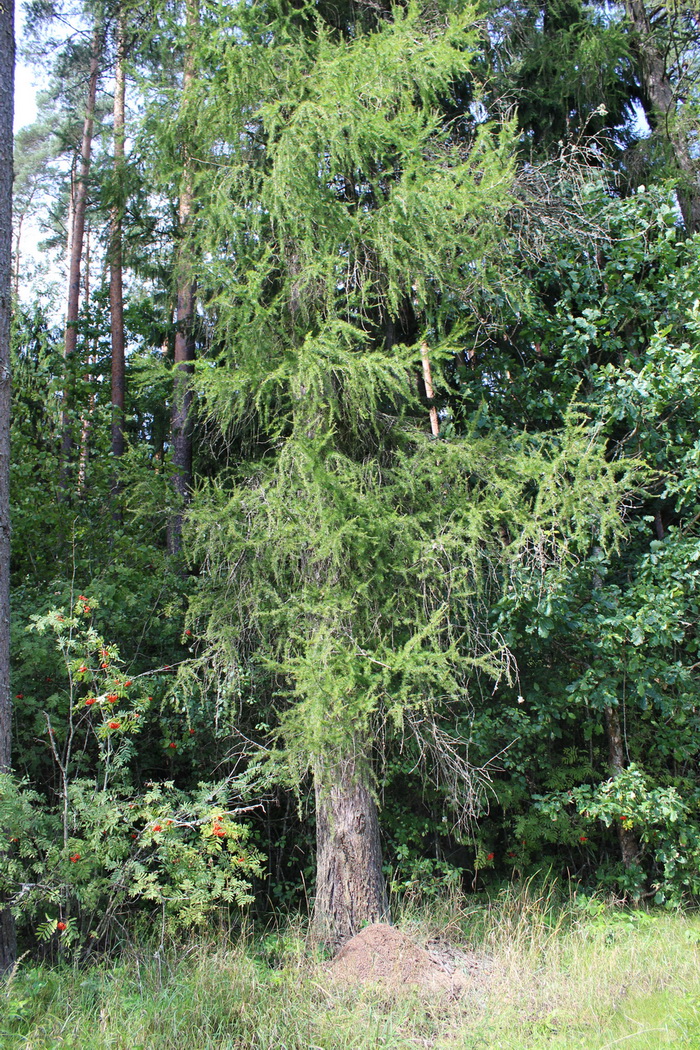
489,0 -> 639,157
624,0 -> 700,232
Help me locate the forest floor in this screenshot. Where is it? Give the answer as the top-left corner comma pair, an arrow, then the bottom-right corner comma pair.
3,887 -> 700,1049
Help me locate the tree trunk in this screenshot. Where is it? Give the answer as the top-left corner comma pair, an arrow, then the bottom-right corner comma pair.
0,0 -> 16,978
110,8 -> 126,464
604,703 -> 640,869
592,552 -> 640,873
167,0 -> 199,556
61,20 -> 101,468
12,208 -> 23,301
420,341 -> 439,437
313,745 -> 389,949
625,0 -> 700,233
63,162 -> 75,306
77,232 -> 96,493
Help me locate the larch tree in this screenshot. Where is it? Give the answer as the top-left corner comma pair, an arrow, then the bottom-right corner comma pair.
0,0 -> 15,977
176,0 -> 636,947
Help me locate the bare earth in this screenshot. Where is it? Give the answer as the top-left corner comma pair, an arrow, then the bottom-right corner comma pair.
329,923 -> 492,997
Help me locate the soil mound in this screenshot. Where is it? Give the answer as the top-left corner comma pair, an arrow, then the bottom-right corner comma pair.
329,923 -> 475,995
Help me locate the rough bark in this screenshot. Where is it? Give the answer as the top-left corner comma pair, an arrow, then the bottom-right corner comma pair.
61,21 -> 101,467
625,0 -> 700,233
604,703 -> 640,869
167,0 -> 199,555
110,9 -> 126,464
0,0 -> 16,977
313,746 -> 389,949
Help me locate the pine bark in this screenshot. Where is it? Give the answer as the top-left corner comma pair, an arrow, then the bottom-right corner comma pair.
625,0 -> 700,233
167,0 -> 198,555
61,21 -> 101,467
313,745 -> 389,949
110,9 -> 126,463
77,231 -> 95,492
0,0 -> 16,977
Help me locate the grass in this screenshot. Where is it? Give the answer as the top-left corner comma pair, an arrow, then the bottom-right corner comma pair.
3,887 -> 700,1049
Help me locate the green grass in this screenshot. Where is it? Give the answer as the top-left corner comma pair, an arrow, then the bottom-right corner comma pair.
3,889 -> 700,1049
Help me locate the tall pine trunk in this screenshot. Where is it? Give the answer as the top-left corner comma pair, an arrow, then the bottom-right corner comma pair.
12,208 -> 24,300
313,745 -> 389,949
110,9 -> 126,464
167,0 -> 198,555
77,229 -> 96,492
61,21 -> 101,470
0,0 -> 16,977
625,0 -> 700,233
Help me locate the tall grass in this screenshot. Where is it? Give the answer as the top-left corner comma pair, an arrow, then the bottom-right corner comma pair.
2,886 -> 700,1049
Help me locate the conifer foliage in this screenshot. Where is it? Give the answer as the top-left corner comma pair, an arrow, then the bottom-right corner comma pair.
179,0 -> 635,944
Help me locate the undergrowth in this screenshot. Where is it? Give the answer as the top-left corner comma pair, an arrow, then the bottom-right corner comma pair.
2,885 -> 700,1049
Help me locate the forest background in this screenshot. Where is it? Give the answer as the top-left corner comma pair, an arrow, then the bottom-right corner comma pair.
1,0 -> 700,981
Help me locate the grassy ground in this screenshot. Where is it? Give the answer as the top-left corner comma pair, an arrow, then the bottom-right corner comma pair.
3,887 -> 700,1049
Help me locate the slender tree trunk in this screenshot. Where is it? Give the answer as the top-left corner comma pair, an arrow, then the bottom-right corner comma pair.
77,230 -> 95,492
313,744 -> 389,949
110,9 -> 126,464
625,0 -> 700,233
77,371 -> 95,491
167,0 -> 199,556
12,176 -> 40,300
0,0 -> 16,977
61,20 -> 101,468
420,341 -> 439,437
11,209 -> 23,301
604,703 -> 640,869
592,552 -> 640,873
63,165 -> 75,306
